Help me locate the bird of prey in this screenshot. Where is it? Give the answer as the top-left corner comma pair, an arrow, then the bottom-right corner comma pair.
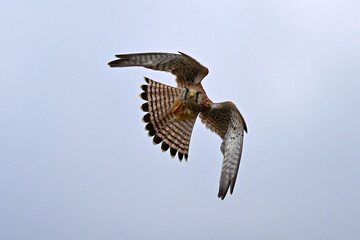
108,51 -> 247,199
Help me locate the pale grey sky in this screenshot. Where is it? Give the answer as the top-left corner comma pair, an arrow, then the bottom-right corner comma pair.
1,1 -> 360,239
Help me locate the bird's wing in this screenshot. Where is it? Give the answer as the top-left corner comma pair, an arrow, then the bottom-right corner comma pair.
200,102 -> 247,200
108,52 -> 208,87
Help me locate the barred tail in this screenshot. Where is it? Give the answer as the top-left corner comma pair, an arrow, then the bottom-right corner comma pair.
140,77 -> 197,161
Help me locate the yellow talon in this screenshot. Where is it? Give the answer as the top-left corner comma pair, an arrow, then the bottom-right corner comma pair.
169,98 -> 198,121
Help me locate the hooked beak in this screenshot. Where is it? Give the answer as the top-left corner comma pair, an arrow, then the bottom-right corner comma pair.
188,91 -> 196,99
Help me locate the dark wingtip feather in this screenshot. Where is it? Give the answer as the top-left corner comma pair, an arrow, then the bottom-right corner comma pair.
217,191 -> 227,200
108,59 -> 121,67
218,193 -> 225,200
184,154 -> 188,160
114,54 -> 129,58
218,182 -> 232,200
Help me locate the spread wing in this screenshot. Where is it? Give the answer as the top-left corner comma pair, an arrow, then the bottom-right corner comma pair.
200,102 -> 247,200
108,52 -> 208,87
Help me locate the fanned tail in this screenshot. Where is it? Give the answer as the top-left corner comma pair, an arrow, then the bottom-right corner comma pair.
140,77 -> 197,161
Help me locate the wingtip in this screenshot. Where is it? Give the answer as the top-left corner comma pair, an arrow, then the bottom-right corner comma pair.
108,60 -> 118,67
114,54 -> 129,58
218,181 -> 232,200
217,192 -> 226,200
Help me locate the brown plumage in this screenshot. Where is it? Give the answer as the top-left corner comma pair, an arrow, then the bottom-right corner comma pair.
140,77 -> 196,161
108,51 -> 247,200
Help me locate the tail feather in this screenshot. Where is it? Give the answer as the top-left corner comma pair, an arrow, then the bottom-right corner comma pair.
140,77 -> 197,161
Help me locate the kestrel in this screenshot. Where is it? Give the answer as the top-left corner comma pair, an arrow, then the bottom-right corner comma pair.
108,52 -> 247,199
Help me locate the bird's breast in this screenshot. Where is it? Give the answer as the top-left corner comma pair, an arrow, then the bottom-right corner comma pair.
169,98 -> 198,121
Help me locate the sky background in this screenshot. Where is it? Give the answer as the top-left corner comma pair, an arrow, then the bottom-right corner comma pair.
1,0 -> 360,239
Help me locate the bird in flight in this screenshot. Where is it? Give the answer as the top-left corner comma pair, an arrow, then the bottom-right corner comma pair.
108,51 -> 247,199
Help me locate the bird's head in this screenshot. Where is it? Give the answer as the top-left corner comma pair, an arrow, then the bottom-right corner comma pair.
181,87 -> 203,106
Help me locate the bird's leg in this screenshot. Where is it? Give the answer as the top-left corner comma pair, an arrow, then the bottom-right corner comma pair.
169,97 -> 198,121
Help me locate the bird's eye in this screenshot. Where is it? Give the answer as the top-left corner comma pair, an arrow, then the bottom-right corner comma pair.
183,88 -> 189,99
195,91 -> 201,102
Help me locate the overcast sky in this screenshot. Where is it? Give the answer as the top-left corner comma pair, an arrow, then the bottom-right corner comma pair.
1,0 -> 360,239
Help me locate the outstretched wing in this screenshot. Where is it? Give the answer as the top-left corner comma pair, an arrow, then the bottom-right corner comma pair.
200,102 -> 247,200
108,52 -> 208,87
